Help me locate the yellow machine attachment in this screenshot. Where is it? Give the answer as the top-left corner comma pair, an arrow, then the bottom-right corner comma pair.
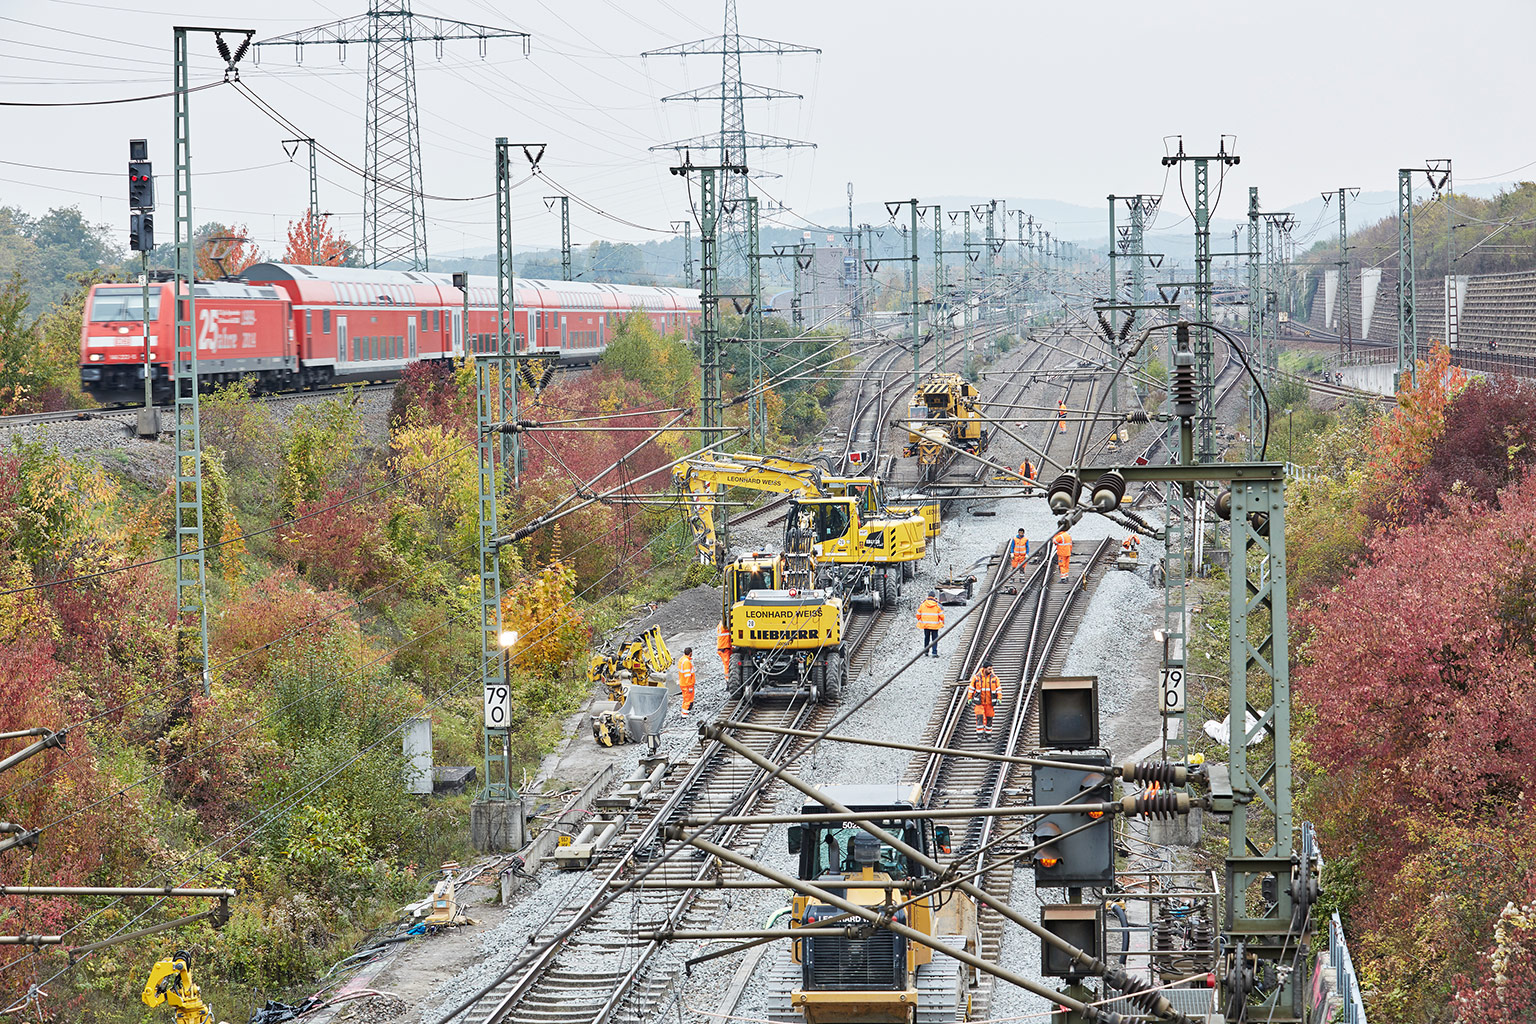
587,625 -> 673,702
142,952 -> 221,1024
902,372 -> 986,455
774,784 -> 979,1023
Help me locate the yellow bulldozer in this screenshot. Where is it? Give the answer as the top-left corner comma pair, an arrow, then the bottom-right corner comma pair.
764,784 -> 980,1022
902,373 -> 988,483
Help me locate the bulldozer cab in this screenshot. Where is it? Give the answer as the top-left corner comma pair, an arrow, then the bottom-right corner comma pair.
773,783 -> 980,1023
787,784 -> 931,881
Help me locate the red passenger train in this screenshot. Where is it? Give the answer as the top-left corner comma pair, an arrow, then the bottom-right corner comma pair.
79,264 -> 702,405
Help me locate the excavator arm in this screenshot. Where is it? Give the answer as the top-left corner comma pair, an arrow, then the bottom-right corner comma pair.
673,454 -> 824,566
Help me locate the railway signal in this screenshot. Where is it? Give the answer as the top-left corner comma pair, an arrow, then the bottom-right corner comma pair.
129,212 -> 154,254
128,138 -> 154,211
1032,754 -> 1115,887
1039,904 -> 1102,980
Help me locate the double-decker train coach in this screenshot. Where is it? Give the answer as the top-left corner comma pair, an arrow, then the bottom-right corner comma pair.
80,263 -> 702,404
78,279 -> 295,404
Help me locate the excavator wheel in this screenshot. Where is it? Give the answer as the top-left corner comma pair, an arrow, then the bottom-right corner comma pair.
881,570 -> 899,609
823,652 -> 845,702
728,652 -> 747,701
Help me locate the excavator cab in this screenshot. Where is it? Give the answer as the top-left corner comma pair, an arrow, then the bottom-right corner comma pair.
821,477 -> 885,519
723,554 -> 783,623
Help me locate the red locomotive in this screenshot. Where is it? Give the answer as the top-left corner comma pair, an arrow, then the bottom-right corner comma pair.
79,264 -> 702,405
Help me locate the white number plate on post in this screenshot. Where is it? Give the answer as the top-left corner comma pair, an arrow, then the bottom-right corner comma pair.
1160,667 -> 1186,714
484,684 -> 511,728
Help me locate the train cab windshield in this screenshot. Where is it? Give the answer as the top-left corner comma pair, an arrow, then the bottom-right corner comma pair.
90,286 -> 161,322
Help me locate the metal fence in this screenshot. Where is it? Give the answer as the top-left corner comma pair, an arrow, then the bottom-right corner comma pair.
1327,913 -> 1370,1024
1305,821 -> 1370,1023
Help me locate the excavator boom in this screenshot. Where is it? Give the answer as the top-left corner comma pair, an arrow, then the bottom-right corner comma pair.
674,453 -> 825,565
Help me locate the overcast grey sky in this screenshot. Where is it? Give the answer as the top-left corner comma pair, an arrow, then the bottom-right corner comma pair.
3,0 -> 1533,258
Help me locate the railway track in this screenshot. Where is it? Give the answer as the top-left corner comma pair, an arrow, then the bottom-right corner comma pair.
903,534 -> 1116,1020
451,610 -> 892,1024
0,381 -> 399,432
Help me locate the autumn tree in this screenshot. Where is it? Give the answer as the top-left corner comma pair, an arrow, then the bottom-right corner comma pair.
195,221 -> 262,279
1357,341 -> 1467,526
1401,374 -> 1536,523
0,270 -> 38,414
1296,468 -> 1536,1018
282,210 -> 354,266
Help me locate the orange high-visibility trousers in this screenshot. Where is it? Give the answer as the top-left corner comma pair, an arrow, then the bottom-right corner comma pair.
1054,535 -> 1072,578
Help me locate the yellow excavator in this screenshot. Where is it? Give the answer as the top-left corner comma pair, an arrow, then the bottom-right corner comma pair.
903,373 -> 988,483
675,453 -> 938,609
722,546 -> 847,703
764,784 -> 979,1022
142,951 -> 225,1024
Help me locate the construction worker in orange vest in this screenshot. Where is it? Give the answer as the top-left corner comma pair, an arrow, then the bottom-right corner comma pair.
1053,529 -> 1073,581
1121,535 -> 1140,557
677,647 -> 696,717
1057,398 -> 1068,434
968,660 -> 1002,736
1019,459 -> 1038,484
916,592 -> 945,659
716,620 -> 733,677
1005,528 -> 1030,582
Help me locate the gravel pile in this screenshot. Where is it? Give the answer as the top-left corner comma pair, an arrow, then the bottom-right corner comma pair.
1,412 -> 177,489
1,387 -> 397,488
3,411 -> 140,452
344,994 -> 407,1022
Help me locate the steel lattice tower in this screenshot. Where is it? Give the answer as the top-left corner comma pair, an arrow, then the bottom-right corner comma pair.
364,4 -> 424,270
645,0 -> 819,276
257,3 -> 528,271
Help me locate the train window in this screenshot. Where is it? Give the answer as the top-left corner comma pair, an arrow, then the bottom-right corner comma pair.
305,310 -> 312,337
419,311 -> 427,331
323,309 -> 332,334
353,336 -> 361,361
434,310 -> 441,332
395,335 -> 402,358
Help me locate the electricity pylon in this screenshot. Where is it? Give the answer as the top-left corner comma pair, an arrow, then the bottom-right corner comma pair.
644,0 -> 818,277
256,1 -> 529,271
